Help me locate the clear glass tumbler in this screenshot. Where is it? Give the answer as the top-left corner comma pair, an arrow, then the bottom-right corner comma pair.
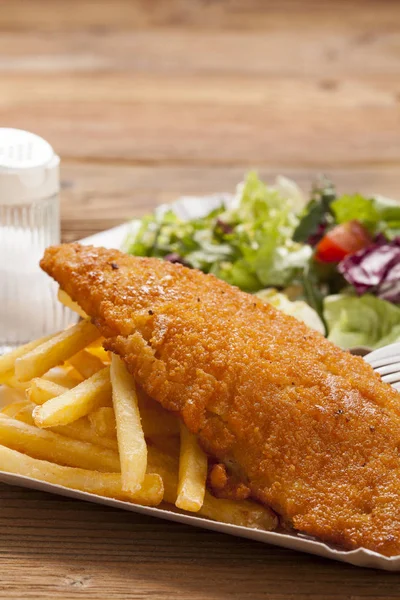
0,128 -> 74,354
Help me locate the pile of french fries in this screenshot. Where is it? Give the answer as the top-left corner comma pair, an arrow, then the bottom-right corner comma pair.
0,291 -> 277,531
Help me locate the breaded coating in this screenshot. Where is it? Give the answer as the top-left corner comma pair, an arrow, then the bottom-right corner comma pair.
41,244 -> 400,556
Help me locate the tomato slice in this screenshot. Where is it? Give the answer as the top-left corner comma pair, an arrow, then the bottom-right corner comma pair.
315,220 -> 372,263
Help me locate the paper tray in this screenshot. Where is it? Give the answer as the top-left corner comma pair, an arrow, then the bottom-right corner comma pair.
2,192 -> 399,570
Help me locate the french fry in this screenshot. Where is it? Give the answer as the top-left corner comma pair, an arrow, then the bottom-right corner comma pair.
1,375 -> 31,392
176,424 -> 208,512
27,374 -> 87,404
88,407 -> 116,438
1,401 -> 32,418
200,493 -> 278,531
52,423 -> 118,451
110,355 -> 147,494
147,445 -> 180,502
147,446 -> 277,530
68,349 -> 105,380
43,367 -> 82,388
86,341 -> 110,363
27,379 -> 68,405
15,320 -> 100,382
0,445 -> 163,505
33,367 -> 112,428
0,333 -> 56,383
0,414 -> 120,472
12,405 -> 36,425
57,288 -> 88,319
14,404 -> 118,451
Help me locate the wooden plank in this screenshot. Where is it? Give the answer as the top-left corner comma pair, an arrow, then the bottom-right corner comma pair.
2,74 -> 399,110
59,163 -> 400,241
1,74 -> 399,166
0,484 -> 400,600
1,0 -> 399,31
1,28 -> 400,77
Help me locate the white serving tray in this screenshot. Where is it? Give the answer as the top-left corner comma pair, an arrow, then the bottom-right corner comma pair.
1,193 -> 399,570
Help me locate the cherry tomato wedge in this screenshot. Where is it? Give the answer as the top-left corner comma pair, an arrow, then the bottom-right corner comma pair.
315,220 -> 372,263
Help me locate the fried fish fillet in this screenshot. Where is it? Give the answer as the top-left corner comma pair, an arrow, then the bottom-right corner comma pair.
41,243 -> 400,556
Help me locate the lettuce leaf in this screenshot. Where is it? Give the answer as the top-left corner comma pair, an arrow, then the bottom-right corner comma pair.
331,194 -> 379,231
124,172 -> 310,292
373,195 -> 400,239
256,288 -> 325,333
324,294 -> 400,349
331,193 -> 400,239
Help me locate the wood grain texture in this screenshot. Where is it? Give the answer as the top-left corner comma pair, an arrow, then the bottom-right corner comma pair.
1,1 -> 400,167
1,73 -> 399,166
2,0 -> 400,596
1,0 -> 400,31
2,29 -> 400,76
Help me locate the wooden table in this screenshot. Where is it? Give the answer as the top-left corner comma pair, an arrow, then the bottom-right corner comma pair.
1,1 -> 400,597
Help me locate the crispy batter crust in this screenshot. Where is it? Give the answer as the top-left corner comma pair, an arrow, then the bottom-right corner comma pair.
41,244 -> 400,556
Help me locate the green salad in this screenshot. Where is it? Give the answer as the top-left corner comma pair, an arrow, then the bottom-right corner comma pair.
123,172 -> 400,350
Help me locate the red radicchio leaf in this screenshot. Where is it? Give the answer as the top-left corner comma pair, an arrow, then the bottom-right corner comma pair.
307,221 -> 328,247
164,253 -> 189,266
216,219 -> 234,235
338,237 -> 400,303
